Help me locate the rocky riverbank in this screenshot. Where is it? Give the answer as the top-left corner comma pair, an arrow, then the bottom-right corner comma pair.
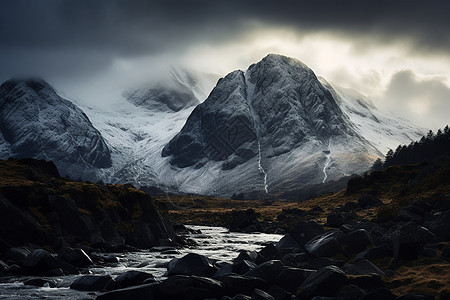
94,190 -> 450,300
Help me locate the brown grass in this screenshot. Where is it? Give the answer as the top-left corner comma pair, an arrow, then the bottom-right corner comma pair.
385,263 -> 450,298
155,189 -> 390,227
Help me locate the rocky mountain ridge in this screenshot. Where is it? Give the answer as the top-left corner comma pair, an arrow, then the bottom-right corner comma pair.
0,56 -> 423,196
161,54 -> 421,194
0,79 -> 112,180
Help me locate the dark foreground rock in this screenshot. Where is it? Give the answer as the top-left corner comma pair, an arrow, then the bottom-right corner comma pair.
112,270 -> 155,289
22,249 -> 78,276
96,283 -> 159,300
300,265 -> 347,298
229,209 -> 264,233
70,275 -> 113,291
167,253 -> 216,277
275,267 -> 314,292
222,275 -> 267,297
58,247 -> 93,268
159,275 -> 223,300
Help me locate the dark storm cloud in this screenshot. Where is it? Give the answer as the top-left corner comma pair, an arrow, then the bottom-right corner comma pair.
1,0 -> 449,81
2,0 -> 450,54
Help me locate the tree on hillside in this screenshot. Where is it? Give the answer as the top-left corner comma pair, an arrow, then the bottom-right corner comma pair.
371,158 -> 384,171
384,125 -> 450,168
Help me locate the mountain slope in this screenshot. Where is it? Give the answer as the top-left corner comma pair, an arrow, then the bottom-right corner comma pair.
68,67 -> 220,186
122,66 -> 220,112
322,79 -> 424,155
0,58 -> 423,197
161,54 -> 395,194
0,79 -> 111,179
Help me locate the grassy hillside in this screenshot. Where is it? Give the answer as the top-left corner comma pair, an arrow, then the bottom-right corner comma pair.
0,158 -> 176,251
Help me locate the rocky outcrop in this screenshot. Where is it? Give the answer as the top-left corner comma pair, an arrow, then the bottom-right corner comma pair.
0,158 -> 177,252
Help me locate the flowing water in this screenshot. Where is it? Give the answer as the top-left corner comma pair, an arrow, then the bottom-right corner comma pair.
0,226 -> 282,299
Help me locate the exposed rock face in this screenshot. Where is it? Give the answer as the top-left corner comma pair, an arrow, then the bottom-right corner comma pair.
0,79 -> 111,179
163,54 -> 354,167
162,54 -> 384,194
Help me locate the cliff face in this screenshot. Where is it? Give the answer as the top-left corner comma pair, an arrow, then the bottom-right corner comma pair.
0,79 -> 112,180
0,158 -> 176,251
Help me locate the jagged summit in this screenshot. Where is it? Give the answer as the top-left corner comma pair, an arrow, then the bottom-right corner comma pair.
158,54 -> 422,195
163,53 -> 357,170
0,78 -> 112,179
0,56 -> 422,196
248,53 -> 310,71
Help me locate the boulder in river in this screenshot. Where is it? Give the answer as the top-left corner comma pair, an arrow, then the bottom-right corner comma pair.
159,275 -> 223,300
4,247 -> 31,265
234,250 -> 258,264
58,247 -> 93,268
256,244 -> 280,264
22,249 -> 78,276
70,275 -> 113,291
112,270 -> 155,289
275,234 -> 301,252
167,253 -> 216,277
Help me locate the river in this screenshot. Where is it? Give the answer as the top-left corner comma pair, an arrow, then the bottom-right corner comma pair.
0,226 -> 282,299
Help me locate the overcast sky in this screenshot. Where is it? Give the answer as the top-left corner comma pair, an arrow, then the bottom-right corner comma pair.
1,0 -> 449,130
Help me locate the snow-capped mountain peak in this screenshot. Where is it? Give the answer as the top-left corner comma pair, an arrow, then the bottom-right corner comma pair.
0,56 -> 424,196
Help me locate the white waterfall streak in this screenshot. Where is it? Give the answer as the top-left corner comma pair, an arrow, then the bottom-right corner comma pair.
257,141 -> 269,193
322,139 -> 331,183
244,70 -> 269,194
